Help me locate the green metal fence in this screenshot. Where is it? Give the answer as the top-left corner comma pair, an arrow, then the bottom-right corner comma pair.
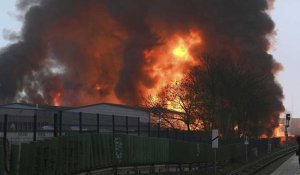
0,145 -> 3,175
5,133 -> 247,175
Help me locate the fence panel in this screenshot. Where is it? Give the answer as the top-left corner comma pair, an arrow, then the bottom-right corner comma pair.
99,115 -> 113,133
0,114 -> 3,137
36,110 -> 55,141
0,145 -> 3,175
12,133 -> 276,175
82,113 -> 97,132
0,107 -> 243,144
115,115 -> 126,134
169,140 -> 210,163
150,124 -> 159,137
0,108 -> 35,143
128,117 -> 139,135
139,122 -> 149,136
61,111 -> 80,135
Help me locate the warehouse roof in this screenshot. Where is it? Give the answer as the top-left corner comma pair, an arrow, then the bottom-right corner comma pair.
0,102 -> 149,112
70,103 -> 149,112
0,103 -> 72,111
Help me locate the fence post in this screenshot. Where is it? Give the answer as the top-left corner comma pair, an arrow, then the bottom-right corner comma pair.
33,110 -> 37,141
59,111 -> 62,136
3,114 -> 8,145
126,116 -> 129,135
112,115 -> 115,135
137,118 -> 140,136
97,114 -> 100,133
54,113 -> 58,137
79,112 -> 82,133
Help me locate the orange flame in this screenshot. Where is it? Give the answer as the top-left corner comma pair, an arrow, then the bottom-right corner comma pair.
259,134 -> 268,138
144,31 -> 202,111
273,126 -> 285,137
49,32 -> 201,109
53,92 -> 62,106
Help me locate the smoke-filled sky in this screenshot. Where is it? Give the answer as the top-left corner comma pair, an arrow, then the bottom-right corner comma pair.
271,0 -> 300,117
0,0 -> 298,117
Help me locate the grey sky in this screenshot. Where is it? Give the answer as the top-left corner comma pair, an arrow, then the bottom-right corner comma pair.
0,0 -> 21,47
271,0 -> 300,117
0,0 -> 299,117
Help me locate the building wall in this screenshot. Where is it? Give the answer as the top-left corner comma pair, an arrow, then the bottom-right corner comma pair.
66,104 -> 150,123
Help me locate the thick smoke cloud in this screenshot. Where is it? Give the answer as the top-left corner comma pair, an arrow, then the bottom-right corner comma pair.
0,0 -> 282,107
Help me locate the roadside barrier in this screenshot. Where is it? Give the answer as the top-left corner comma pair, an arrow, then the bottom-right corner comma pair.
3,133 -> 279,175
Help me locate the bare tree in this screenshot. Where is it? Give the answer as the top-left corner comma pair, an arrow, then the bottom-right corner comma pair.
145,54 -> 284,139
145,80 -> 203,131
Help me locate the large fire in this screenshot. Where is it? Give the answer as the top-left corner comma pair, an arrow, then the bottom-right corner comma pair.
144,32 -> 202,109
0,0 -> 282,135
51,32 -> 202,108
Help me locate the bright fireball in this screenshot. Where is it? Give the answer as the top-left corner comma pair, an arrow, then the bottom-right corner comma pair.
172,42 -> 189,59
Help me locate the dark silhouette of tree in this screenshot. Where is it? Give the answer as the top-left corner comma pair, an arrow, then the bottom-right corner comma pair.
145,54 -> 284,138
188,55 -> 284,138
146,80 -> 203,131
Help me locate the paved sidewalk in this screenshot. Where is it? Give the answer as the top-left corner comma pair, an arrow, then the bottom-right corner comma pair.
271,155 -> 300,175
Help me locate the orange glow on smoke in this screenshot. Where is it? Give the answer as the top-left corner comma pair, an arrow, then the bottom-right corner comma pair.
259,134 -> 268,138
144,32 -> 202,111
95,84 -> 102,91
53,92 -> 62,106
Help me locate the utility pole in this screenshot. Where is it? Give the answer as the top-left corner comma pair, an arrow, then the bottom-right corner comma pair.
244,136 -> 249,161
285,113 -> 291,149
212,129 -> 219,175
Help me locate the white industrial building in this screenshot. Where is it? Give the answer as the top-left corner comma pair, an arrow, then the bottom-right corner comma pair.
66,103 -> 150,123
0,102 -> 150,143
0,102 -> 150,123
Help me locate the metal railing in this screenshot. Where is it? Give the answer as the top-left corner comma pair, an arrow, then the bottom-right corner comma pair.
0,107 -> 211,144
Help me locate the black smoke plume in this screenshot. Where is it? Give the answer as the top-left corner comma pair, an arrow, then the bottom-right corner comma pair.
0,0 -> 282,109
